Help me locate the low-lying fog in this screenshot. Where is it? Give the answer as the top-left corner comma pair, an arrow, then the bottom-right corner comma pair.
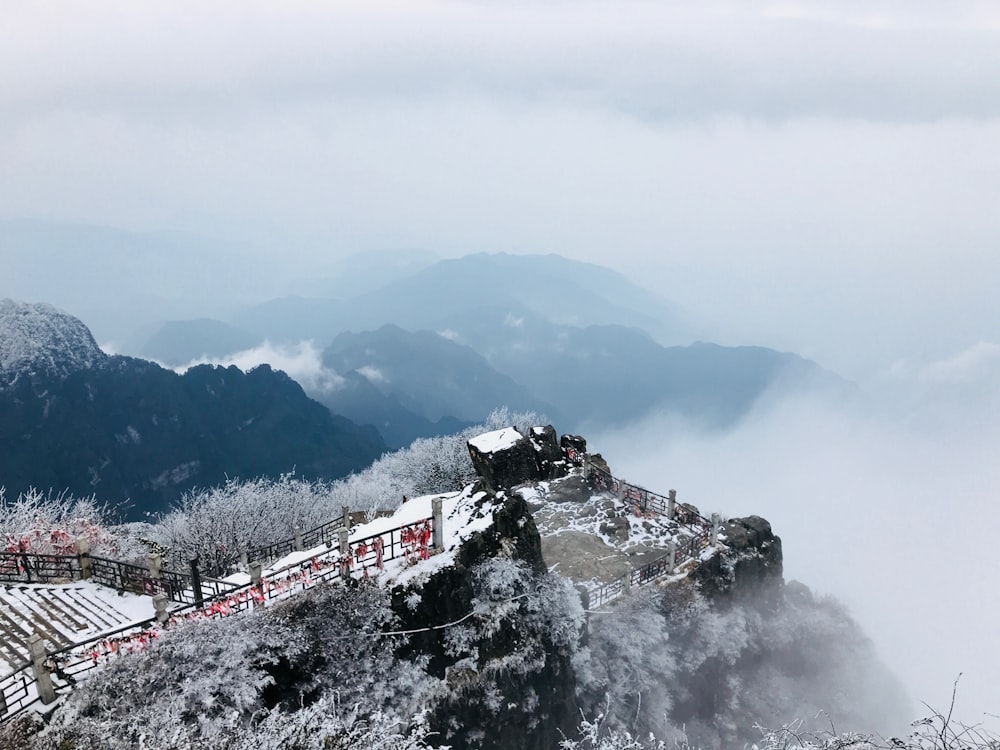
592,343 -> 1000,734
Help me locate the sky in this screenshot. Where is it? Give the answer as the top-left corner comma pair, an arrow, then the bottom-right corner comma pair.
3,0 -> 1000,730
3,0 -> 1000,381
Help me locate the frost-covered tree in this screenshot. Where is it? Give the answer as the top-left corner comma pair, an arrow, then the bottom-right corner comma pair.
26,581 -> 439,750
0,487 -> 139,558
573,576 -> 910,750
575,591 -> 680,742
150,407 -> 549,574
152,473 -> 342,574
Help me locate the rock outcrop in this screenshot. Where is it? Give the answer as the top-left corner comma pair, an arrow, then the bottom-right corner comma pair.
467,425 -> 576,492
693,514 -> 783,607
390,492 -> 578,750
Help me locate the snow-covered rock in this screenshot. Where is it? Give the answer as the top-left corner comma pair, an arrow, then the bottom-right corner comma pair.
0,300 -> 106,384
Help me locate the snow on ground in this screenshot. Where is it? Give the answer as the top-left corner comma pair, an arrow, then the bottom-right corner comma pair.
0,581 -> 155,677
518,473 -> 717,592
378,489 -> 499,589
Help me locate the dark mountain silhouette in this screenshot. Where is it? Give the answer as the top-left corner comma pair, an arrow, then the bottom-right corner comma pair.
321,324 -> 561,426
0,301 -> 385,520
317,370 -> 471,450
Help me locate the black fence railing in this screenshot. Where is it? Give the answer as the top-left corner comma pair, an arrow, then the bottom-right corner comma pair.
0,665 -> 35,721
245,514 -> 347,568
587,464 -> 713,530
587,529 -> 712,609
88,556 -> 147,595
0,552 -> 82,584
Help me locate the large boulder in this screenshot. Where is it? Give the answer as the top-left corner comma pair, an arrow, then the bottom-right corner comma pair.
468,424 -> 575,492
693,515 -> 783,608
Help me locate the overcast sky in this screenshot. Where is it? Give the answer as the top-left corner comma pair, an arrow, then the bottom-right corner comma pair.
3,0 -> 1000,380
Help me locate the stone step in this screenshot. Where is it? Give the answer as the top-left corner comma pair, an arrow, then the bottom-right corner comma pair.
0,584 -> 152,678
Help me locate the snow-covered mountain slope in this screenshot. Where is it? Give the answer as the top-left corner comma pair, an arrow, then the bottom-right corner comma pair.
0,300 -> 106,384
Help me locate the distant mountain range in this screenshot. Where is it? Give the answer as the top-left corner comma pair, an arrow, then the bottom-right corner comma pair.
133,252 -> 851,445
3,221 -> 855,451
0,301 -> 385,520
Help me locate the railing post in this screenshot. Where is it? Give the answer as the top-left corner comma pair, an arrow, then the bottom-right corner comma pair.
153,593 -> 169,626
338,527 -> 349,556
189,557 -> 204,608
616,481 -> 625,502
76,536 -> 92,580
432,499 -> 444,551
239,548 -> 248,571
710,513 -> 721,547
667,539 -> 677,574
293,526 -> 303,552
342,506 -> 351,534
621,572 -> 631,595
249,561 -> 262,588
147,553 -> 162,580
28,636 -> 56,705
338,528 -> 350,576
667,489 -> 676,521
582,454 -> 591,479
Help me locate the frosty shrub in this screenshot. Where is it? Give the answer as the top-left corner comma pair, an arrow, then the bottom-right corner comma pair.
153,474 -> 342,575
482,405 -> 549,436
575,590 -> 680,742
0,487 -> 139,558
30,581 -> 439,750
149,407 -> 549,574
332,406 -> 549,517
559,710 -> 669,750
573,578 -> 912,750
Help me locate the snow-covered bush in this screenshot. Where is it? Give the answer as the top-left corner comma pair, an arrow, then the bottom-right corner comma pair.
0,486 -> 139,558
574,591 -> 679,742
29,581 -> 439,750
153,473 -> 342,575
149,407 -> 549,575
573,577 -> 911,750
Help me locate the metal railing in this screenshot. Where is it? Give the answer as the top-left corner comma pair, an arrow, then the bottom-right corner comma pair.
245,515 -> 346,568
0,515 -> 435,725
0,552 -> 82,584
587,530 -> 712,609
587,463 -> 713,530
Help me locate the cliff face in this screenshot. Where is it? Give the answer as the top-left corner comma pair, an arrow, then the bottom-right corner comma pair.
391,490 -> 580,750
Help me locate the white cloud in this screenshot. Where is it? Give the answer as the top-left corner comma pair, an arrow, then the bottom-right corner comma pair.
918,341 -> 1000,385
357,365 -> 388,384
591,387 -> 1000,732
176,340 -> 345,394
438,328 -> 461,342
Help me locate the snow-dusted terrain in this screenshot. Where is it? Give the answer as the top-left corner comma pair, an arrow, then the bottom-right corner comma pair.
0,300 -> 106,382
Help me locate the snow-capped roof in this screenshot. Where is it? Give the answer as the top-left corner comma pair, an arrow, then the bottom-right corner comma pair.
468,426 -> 522,454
